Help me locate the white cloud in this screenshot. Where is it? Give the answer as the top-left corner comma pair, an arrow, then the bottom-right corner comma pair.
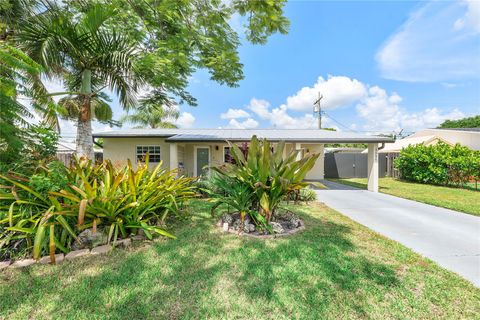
246,98 -> 271,119
377,1 -> 480,82
356,86 -> 464,132
227,118 -> 259,129
175,112 -> 195,128
220,108 -> 251,119
243,98 -> 323,129
285,75 -> 366,111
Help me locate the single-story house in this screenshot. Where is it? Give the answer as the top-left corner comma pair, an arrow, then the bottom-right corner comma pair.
93,129 -> 395,192
370,128 -> 480,153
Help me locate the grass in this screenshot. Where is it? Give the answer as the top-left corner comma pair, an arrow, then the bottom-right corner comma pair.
1,200 -> 479,319
329,177 -> 480,216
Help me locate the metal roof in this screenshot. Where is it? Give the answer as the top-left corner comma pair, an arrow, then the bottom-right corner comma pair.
93,129 -> 395,143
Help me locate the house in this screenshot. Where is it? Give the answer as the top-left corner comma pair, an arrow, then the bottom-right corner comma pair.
93,129 -> 394,192
360,127 -> 479,177
56,139 -> 103,165
376,128 -> 480,153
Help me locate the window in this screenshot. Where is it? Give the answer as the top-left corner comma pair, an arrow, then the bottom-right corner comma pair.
136,145 -> 161,163
224,146 -> 234,163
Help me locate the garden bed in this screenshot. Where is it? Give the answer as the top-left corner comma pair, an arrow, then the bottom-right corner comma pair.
218,210 -> 305,238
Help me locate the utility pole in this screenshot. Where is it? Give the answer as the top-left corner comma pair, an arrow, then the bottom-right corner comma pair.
313,92 -> 323,129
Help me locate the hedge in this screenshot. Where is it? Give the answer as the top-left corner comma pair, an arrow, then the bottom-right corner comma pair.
394,142 -> 480,187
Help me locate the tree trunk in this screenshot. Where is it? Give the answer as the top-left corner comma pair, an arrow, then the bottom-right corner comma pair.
76,118 -> 94,158
76,69 -> 94,158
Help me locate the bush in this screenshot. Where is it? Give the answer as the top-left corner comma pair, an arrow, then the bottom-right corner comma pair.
0,156 -> 194,260
206,136 -> 320,233
285,187 -> 317,202
394,142 -> 480,187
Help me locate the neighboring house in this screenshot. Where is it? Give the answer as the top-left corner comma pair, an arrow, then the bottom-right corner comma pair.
93,129 -> 394,192
56,140 -> 103,165
407,128 -> 480,150
359,127 -> 480,178
375,128 -> 480,153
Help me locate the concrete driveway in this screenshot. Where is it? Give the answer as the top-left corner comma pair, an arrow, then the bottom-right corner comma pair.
315,181 -> 480,287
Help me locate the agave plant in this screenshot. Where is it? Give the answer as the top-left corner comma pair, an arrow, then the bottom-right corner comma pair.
209,136 -> 320,231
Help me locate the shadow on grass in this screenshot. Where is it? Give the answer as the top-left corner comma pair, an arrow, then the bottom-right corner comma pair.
0,201 -> 399,319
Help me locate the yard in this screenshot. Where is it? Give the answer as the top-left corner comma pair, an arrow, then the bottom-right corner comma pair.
329,178 -> 480,216
1,200 -> 478,319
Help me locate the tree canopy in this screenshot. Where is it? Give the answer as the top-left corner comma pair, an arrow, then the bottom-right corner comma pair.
3,0 -> 290,159
437,115 -> 480,129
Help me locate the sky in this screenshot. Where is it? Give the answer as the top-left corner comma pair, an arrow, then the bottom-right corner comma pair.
55,0 -> 480,139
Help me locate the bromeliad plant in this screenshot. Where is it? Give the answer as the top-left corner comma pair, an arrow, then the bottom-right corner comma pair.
208,136 -> 320,232
0,156 -> 194,261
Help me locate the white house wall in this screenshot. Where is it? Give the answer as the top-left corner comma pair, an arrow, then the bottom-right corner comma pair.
103,137 -> 171,169
102,138 -> 325,179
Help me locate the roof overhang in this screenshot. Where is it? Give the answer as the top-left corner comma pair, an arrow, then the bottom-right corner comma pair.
93,129 -> 395,144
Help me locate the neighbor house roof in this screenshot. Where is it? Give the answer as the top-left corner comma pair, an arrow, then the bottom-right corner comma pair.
363,135 -> 452,153
93,129 -> 394,143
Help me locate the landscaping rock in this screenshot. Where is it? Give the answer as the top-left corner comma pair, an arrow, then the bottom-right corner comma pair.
65,249 -> 90,261
247,223 -> 256,233
91,244 -> 112,255
132,234 -> 146,241
270,222 -> 284,234
39,254 -> 64,265
222,213 -> 234,225
11,258 -> 36,268
72,228 -> 108,250
116,238 -> 131,247
0,260 -> 11,270
222,222 -> 229,232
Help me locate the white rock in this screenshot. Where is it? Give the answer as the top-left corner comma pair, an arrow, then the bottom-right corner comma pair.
91,245 -> 112,255
11,259 -> 36,268
0,260 -> 11,269
38,254 -> 64,264
116,238 -> 131,247
65,249 -> 90,260
223,222 -> 229,232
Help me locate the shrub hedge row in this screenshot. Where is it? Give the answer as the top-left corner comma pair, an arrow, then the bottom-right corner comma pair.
394,142 -> 480,187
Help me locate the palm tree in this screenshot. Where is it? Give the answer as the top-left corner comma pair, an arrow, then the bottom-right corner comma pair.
120,101 -> 179,129
16,3 -> 139,158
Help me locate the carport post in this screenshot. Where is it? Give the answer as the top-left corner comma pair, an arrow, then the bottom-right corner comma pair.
295,143 -> 302,161
367,143 -> 379,192
169,143 -> 178,172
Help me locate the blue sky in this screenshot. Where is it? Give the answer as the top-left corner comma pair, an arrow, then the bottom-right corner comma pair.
58,0 -> 480,137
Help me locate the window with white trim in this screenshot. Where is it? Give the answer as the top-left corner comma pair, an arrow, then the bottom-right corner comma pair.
136,145 -> 161,163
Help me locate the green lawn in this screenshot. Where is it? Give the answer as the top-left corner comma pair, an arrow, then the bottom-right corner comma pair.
1,200 -> 478,319
329,177 -> 480,216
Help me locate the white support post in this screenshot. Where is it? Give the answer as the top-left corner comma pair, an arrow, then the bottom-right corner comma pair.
295,143 -> 302,161
367,143 -> 379,192
169,143 -> 178,172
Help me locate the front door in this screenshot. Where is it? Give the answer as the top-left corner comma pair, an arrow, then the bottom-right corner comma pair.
195,147 -> 210,176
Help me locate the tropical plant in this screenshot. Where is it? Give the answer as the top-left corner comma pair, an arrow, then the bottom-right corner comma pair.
0,43 -> 53,166
120,99 -> 179,129
16,3 -> 140,158
285,186 -> 317,203
0,156 -> 195,261
208,136 -> 320,233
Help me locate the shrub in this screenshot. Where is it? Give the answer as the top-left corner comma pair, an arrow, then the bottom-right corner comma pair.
285,187 -> 317,202
0,156 -> 194,260
207,136 -> 320,233
394,142 -> 480,187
